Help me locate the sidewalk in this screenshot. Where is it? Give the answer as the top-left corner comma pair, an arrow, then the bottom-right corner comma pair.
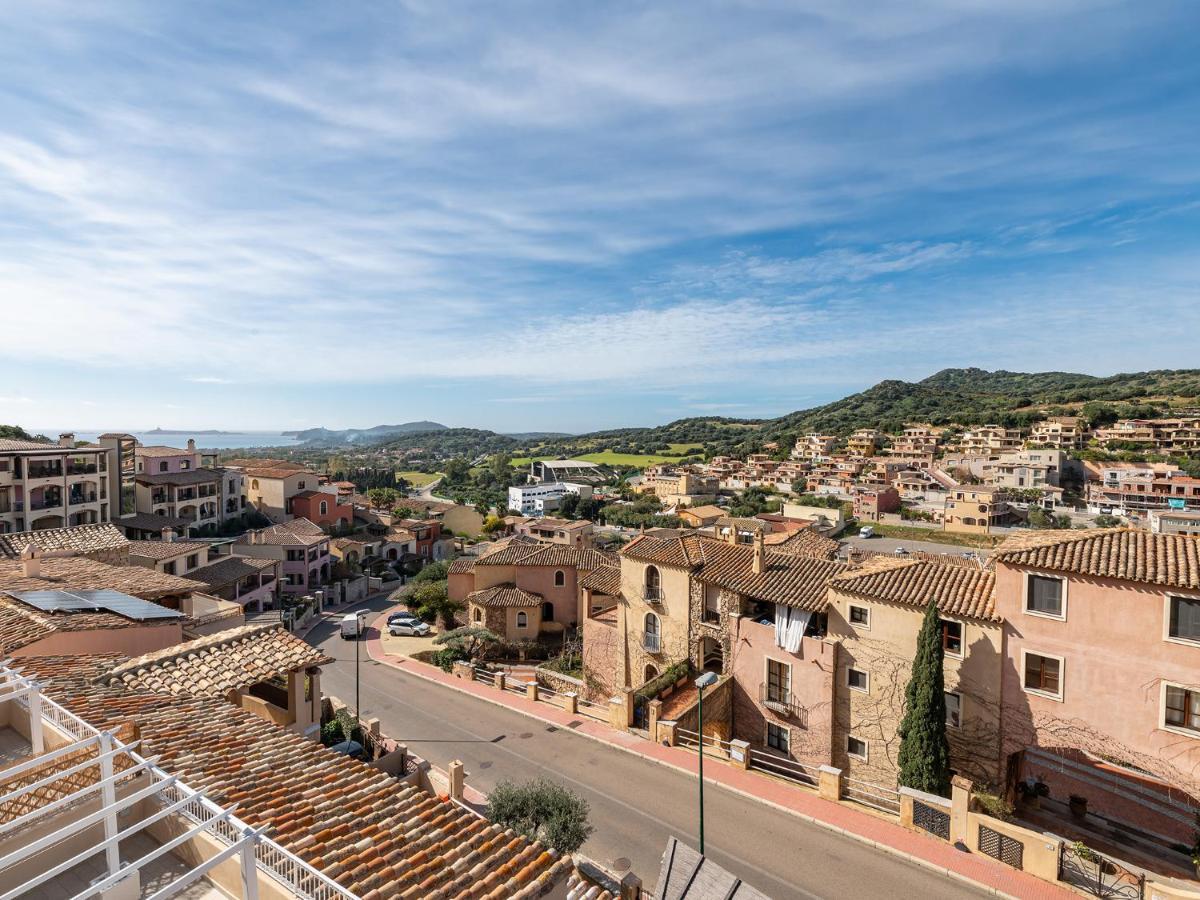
363,613 -> 1074,900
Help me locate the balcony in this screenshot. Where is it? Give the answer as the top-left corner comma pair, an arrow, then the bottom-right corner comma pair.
643,585 -> 664,604
29,497 -> 63,511
759,684 -> 807,724
25,465 -> 62,479
642,631 -> 662,653
68,493 -> 97,506
66,462 -> 98,475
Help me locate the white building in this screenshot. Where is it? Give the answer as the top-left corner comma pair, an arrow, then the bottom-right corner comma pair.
507,481 -> 592,515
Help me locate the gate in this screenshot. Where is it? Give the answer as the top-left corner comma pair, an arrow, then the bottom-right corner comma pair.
1058,843 -> 1145,899
978,824 -> 1023,870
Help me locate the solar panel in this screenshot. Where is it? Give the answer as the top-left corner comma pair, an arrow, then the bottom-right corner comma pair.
10,589 -> 183,621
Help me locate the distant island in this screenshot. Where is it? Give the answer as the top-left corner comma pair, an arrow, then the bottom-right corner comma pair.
145,428 -> 240,435
283,421 -> 450,444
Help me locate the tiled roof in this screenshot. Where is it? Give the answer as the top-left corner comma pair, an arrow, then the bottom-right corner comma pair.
113,512 -> 192,532
278,517 -> 326,536
715,517 -> 768,533
127,540 -> 212,562
768,527 -> 841,560
696,543 -> 846,612
242,466 -> 309,479
831,556 -> 998,622
134,468 -> 223,486
135,445 -> 192,457
0,437 -> 57,451
186,556 -> 278,592
448,557 -> 477,574
99,623 -> 332,696
0,594 -> 155,653
0,556 -> 205,599
0,523 -> 129,560
475,543 -> 614,570
621,534 -> 709,569
993,527 -> 1200,589
466,584 -> 543,608
240,519 -> 328,547
23,655 -> 573,898
579,565 -> 621,596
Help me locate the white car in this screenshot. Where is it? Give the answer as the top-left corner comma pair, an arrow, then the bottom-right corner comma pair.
388,619 -> 431,637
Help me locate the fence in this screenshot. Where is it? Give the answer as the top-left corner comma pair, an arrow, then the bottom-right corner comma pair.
1059,842 -> 1145,900
674,727 -> 734,759
843,776 -> 901,815
978,823 -> 1024,870
746,748 -> 820,788
912,797 -> 951,840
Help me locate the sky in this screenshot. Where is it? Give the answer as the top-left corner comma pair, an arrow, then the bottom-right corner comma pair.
1,1 -> 1199,434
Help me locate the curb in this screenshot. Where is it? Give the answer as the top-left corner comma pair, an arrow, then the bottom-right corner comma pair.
362,616 -> 1051,900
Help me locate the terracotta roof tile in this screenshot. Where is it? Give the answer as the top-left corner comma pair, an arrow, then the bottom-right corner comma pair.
187,556 -> 278,592
113,512 -> 192,532
448,557 -> 477,574
993,527 -> 1200,589
831,556 -> 998,621
0,556 -> 205,599
127,540 -> 212,562
696,543 -> 846,612
0,523 -> 129,560
579,565 -> 621,596
466,584 -> 542,608
134,467 -> 223,486
768,527 -> 841,560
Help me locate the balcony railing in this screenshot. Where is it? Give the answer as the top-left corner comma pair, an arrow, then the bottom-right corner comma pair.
69,493 -> 97,506
643,585 -> 664,604
26,466 -> 63,479
29,497 -> 63,511
759,684 -> 807,724
642,631 -> 662,653
66,463 -> 99,475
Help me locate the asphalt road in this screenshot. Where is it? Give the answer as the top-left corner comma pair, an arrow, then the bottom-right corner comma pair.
307,597 -> 984,900
841,534 -> 990,559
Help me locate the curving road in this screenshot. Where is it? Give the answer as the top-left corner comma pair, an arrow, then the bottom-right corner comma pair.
306,596 -> 984,900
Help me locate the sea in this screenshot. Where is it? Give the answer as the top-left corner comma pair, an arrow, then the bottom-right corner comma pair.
69,431 -> 303,450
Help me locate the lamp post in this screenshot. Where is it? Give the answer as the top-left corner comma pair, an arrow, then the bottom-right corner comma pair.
694,670 -> 719,856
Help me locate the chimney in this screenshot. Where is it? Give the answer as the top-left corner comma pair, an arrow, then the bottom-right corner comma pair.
20,544 -> 42,578
752,531 -> 765,575
187,439 -> 196,452
58,432 -> 75,448
161,527 -> 176,543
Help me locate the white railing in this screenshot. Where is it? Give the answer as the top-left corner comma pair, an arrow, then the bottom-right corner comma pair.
8,670 -> 360,900
747,748 -> 819,787
675,728 -> 733,757
843,776 -> 901,815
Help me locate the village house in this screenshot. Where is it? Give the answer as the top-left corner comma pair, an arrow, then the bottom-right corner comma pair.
886,425 -> 944,457
232,517 -> 332,595
0,433 -> 112,533
289,487 -> 354,531
229,458 -> 319,523
640,467 -> 720,505
186,554 -> 281,610
960,425 -> 1027,455
0,521 -> 130,565
1083,460 -> 1200,517
678,504 -> 727,528
1029,416 -> 1085,449
127,535 -> 213,576
1093,417 -> 1200,454
791,433 -> 838,460
992,528 -> 1200,844
846,429 -> 882,457
513,516 -> 594,547
944,485 -> 1017,534
853,486 -> 900,521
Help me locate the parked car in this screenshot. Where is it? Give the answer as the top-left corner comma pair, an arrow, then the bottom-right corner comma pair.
389,619 -> 431,637
387,610 -> 420,625
893,547 -> 909,556
329,739 -> 366,759
340,611 -> 369,640
859,526 -> 875,538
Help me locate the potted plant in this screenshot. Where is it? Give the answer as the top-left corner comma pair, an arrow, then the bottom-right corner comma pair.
1074,841 -> 1097,865
1191,812 -> 1200,878
1069,794 -> 1089,820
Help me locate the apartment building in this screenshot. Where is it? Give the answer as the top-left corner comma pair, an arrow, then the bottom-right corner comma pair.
1149,510 -> 1200,536
513,516 -> 594,546
984,448 -> 1069,489
846,429 -> 882,457
0,433 -> 111,534
229,459 -> 321,523
960,425 -> 1026,454
507,480 -> 592,515
641,467 -> 720,505
1029,416 -> 1085,449
944,485 -> 1017,534
791,433 -> 837,460
233,517 -> 332,594
993,529 -> 1200,843
129,440 -> 251,534
1094,417 -> 1200,454
1084,461 -> 1200,516
127,536 -> 213,576
826,557 -> 1003,786
887,425 -> 943,457
853,486 -> 900,521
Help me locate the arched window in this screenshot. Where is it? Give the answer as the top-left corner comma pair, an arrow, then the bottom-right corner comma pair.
516,611 -> 528,628
319,500 -> 328,516
473,607 -> 482,623
645,565 -> 661,599
251,479 -> 259,490
554,570 -> 565,587
644,664 -> 659,683
542,601 -> 554,622
644,612 -> 660,637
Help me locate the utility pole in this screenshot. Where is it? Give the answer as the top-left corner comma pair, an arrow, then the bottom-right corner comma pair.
694,670 -> 718,856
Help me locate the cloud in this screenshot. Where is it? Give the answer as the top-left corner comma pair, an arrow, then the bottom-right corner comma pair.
0,396 -> 34,405
187,376 -> 234,384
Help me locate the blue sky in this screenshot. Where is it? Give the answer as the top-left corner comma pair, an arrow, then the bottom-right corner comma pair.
2,1 -> 1199,434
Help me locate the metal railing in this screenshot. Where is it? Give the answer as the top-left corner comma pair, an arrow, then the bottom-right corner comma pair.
747,748 -> 819,787
758,684 -> 808,724
843,776 -> 901,815
643,585 -> 664,603
12,676 -> 360,899
675,728 -> 733,758
642,631 -> 662,653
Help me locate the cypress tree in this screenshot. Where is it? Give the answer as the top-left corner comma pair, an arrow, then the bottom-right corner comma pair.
896,600 -> 952,796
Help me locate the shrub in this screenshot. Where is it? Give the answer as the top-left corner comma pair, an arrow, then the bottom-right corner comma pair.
431,646 -> 470,672
971,791 -> 1014,821
320,719 -> 343,746
487,778 -> 592,853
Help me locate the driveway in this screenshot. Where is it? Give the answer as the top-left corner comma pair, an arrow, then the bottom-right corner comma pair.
305,595 -> 985,900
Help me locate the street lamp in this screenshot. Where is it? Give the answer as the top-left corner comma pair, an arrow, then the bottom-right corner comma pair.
694,670 -> 719,856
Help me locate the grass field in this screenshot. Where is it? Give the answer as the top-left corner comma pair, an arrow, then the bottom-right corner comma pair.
864,522 -> 1003,549
509,444 -> 702,469
396,470 -> 440,488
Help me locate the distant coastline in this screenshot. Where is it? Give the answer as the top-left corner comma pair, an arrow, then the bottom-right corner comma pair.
69,430 -> 302,450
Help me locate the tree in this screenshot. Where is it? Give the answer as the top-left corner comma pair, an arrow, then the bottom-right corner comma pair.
433,625 -> 500,659
366,487 -> 399,511
487,778 -> 593,853
556,493 -> 580,519
1093,514 -> 1122,528
405,579 -> 462,628
413,559 -> 450,583
897,601 -> 952,796
442,457 -> 472,484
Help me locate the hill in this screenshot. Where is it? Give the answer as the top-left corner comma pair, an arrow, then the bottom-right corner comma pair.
285,421 -> 448,444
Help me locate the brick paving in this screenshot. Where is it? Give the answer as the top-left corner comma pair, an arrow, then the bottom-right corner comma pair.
364,613 -> 1075,900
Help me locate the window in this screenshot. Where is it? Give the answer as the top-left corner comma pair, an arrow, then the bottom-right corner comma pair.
941,620 -> 963,656
298,481 -> 306,490
847,668 -> 869,692
766,723 -> 790,754
1164,684 -> 1200,735
644,565 -> 662,600
159,461 -> 168,472
473,608 -> 482,623
319,501 -> 328,516
186,554 -> 199,569
1026,574 -> 1065,618
945,692 -> 962,729
180,460 -> 190,470
251,479 -> 259,490
849,605 -> 870,628
554,570 -> 565,587
766,659 -> 790,703
846,735 -> 868,761
542,601 -> 554,622
1168,596 -> 1200,643
1022,651 -> 1063,699
644,612 -> 660,637
516,611 -> 528,628
163,561 -> 176,575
